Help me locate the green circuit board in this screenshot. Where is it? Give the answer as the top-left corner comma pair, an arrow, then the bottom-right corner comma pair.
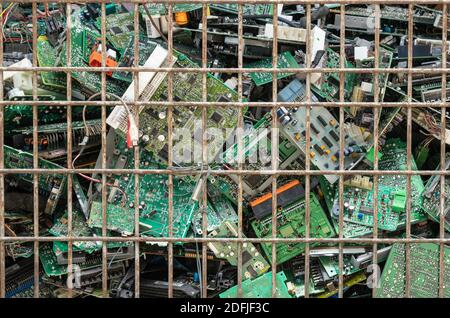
112,36 -> 158,83
219,271 -> 293,298
98,134 -> 198,240
214,112 -> 303,202
95,12 -> 139,52
251,194 -> 335,265
49,210 -> 100,253
4,145 -> 66,215
88,200 -> 135,236
421,156 -> 450,232
311,48 -> 357,102
192,182 -> 238,235
37,36 -> 66,89
137,51 -> 241,164
142,3 -> 203,15
207,221 -> 270,280
59,9 -> 128,95
376,242 -> 450,298
40,243 -> 131,277
245,51 -> 300,86
330,139 -> 426,231
210,4 -> 274,15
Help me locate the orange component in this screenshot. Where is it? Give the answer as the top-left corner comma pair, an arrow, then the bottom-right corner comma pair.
175,12 -> 189,25
89,50 -> 118,77
249,180 -> 300,208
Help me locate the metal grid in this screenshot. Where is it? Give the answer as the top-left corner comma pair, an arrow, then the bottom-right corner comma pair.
0,0 -> 448,299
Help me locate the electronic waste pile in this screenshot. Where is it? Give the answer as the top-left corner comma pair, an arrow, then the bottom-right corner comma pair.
2,2 -> 450,298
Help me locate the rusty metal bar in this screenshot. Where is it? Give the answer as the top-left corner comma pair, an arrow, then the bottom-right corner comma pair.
371,3 -> 381,298
100,2 -> 108,298
405,3 -> 414,299
304,3 -> 311,299
0,168 -> 449,176
338,1 -> 346,299
133,2 -> 141,299
0,1 -> 4,300
236,3 -> 244,298
201,2 -> 208,299
65,1 -> 73,299
439,3 -> 448,300
0,236 -> 449,244
2,100 -> 450,108
31,0 -> 40,298
270,1 -> 278,298
167,2 -> 175,300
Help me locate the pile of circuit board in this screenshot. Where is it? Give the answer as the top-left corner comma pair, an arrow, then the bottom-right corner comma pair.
2,2 -> 450,298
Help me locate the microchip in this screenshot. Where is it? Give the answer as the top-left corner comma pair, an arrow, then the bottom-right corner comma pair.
158,144 -> 169,161
111,26 -> 123,35
216,95 -> 230,103
313,144 -> 324,156
317,115 -> 327,127
246,265 -> 258,278
211,111 -> 223,124
322,136 -> 333,148
245,175 -> 263,188
310,123 -> 319,134
242,250 -> 253,264
329,130 -> 340,142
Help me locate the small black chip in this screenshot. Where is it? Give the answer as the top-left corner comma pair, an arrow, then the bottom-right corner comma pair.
329,130 -> 340,142
313,144 -> 324,155
111,26 -> 123,34
317,115 -> 327,127
211,111 -> 223,124
310,123 -> 319,134
242,251 -> 253,264
322,136 -> 333,148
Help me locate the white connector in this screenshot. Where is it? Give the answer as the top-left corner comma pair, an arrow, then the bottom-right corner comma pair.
127,114 -> 139,147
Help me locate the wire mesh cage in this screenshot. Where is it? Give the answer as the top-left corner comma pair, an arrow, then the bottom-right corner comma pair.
0,0 -> 449,299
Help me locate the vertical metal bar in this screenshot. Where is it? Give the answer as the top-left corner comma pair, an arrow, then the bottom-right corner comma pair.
32,1 -> 40,298
337,3 -> 346,299
133,2 -> 141,299
236,3 -> 244,298
0,1 -> 4,300
405,3 -> 414,299
371,3 -> 381,298
439,2 -> 448,299
66,1 -> 73,299
303,3 -> 311,299
100,2 -> 108,298
167,3 -> 174,299
201,2 -> 208,298
270,1 -> 279,298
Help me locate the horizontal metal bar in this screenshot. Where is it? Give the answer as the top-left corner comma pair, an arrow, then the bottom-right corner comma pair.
2,236 -> 450,244
2,66 -> 450,74
1,100 -> 449,108
1,168 -> 449,176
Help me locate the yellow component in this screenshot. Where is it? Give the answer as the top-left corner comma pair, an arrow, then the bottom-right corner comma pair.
329,119 -> 336,126
316,272 -> 367,298
331,155 -> 337,162
325,149 -> 331,155
310,152 -> 316,158
295,133 -> 301,140
321,145 -> 326,150
175,12 -> 189,25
